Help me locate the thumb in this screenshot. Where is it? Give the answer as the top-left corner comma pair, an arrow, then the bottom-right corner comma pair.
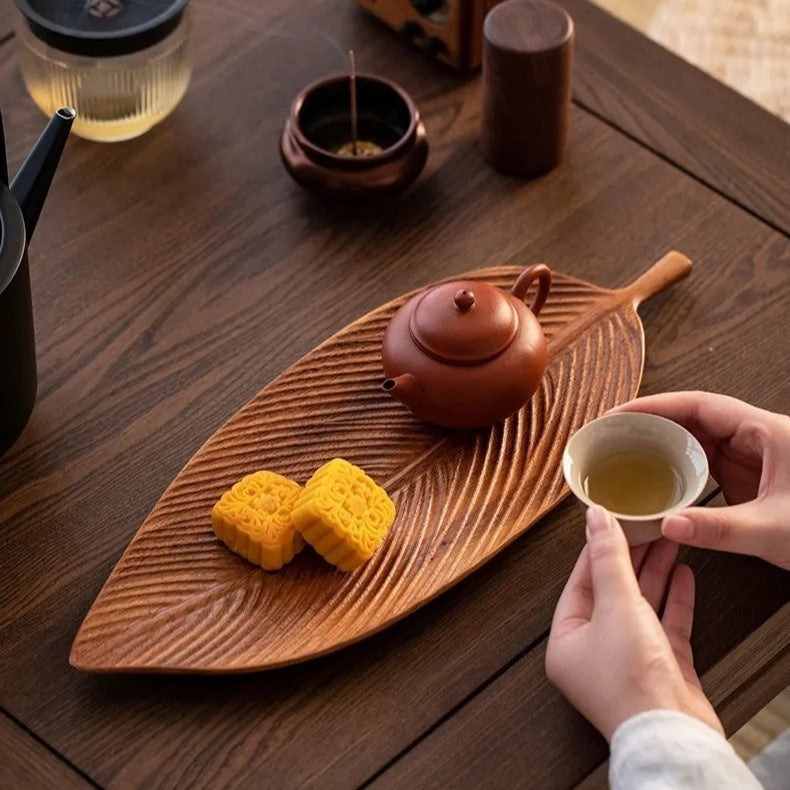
586,506 -> 641,606
662,499 -> 790,568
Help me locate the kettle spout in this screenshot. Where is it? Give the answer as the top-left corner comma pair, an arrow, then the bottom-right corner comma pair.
10,108 -> 75,245
383,373 -> 421,408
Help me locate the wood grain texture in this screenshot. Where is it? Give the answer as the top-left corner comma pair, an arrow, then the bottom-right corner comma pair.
70,253 -> 689,673
708,604 -> 790,737
481,0 -> 573,177
563,0 -> 790,234
0,0 -> 788,785
0,713 -> 93,790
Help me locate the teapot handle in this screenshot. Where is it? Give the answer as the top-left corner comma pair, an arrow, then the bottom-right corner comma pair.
511,264 -> 552,316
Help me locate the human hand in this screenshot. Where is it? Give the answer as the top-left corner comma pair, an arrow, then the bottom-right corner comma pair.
615,391 -> 790,570
546,506 -> 722,741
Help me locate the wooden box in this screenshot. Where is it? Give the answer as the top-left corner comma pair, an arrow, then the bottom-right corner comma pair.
354,0 -> 503,70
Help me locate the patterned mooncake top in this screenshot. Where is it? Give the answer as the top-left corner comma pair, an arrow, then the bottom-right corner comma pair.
212,470 -> 302,548
295,458 -> 396,555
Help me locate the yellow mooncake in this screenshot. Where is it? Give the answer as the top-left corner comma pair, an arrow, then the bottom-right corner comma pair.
291,458 -> 396,571
212,471 -> 304,571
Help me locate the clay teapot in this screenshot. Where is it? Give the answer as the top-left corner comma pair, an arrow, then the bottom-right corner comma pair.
381,264 -> 552,429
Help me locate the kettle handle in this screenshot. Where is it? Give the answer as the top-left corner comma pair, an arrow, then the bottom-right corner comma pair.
511,264 -> 552,316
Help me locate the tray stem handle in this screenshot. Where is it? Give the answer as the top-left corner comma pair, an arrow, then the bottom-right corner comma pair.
623,251 -> 692,306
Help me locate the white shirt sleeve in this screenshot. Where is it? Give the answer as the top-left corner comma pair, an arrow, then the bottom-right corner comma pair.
609,709 -> 762,789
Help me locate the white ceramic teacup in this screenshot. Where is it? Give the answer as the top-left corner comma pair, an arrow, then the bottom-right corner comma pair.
562,412 -> 709,546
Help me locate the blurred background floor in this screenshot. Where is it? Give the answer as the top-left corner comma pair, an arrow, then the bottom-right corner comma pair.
591,0 -> 790,121
732,688 -> 790,761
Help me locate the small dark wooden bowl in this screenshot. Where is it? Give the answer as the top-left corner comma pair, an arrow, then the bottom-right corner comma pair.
280,73 -> 429,199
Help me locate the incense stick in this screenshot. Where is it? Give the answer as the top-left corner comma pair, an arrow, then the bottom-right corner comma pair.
349,50 -> 358,156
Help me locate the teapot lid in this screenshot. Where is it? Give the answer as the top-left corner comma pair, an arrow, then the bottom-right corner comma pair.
409,280 -> 518,365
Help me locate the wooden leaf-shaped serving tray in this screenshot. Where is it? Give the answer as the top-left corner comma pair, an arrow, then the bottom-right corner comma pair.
71,251 -> 691,673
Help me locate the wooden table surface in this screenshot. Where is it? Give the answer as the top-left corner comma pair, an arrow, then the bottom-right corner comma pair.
0,0 -> 788,787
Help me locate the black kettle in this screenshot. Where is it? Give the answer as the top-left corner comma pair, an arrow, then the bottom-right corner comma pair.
0,106 -> 74,457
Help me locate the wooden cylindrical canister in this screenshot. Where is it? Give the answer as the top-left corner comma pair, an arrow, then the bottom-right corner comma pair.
481,0 -> 574,177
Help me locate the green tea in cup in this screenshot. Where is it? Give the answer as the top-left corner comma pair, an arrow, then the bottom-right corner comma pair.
583,449 -> 682,516
563,412 -> 709,546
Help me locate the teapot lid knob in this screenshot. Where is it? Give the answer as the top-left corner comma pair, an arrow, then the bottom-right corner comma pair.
454,289 -> 475,312
408,279 -> 519,364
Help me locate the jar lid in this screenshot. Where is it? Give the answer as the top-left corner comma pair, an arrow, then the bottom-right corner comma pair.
13,0 -> 189,58
409,280 -> 519,365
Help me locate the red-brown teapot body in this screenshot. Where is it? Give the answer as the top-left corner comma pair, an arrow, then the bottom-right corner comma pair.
381,265 -> 552,429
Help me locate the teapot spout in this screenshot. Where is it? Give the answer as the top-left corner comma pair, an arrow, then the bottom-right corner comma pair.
10,108 -> 75,245
383,373 -> 422,409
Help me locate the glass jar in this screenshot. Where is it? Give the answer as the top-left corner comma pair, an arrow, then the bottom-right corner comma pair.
13,0 -> 192,143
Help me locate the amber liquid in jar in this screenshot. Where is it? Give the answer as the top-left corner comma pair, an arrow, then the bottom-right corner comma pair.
16,11 -> 192,142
